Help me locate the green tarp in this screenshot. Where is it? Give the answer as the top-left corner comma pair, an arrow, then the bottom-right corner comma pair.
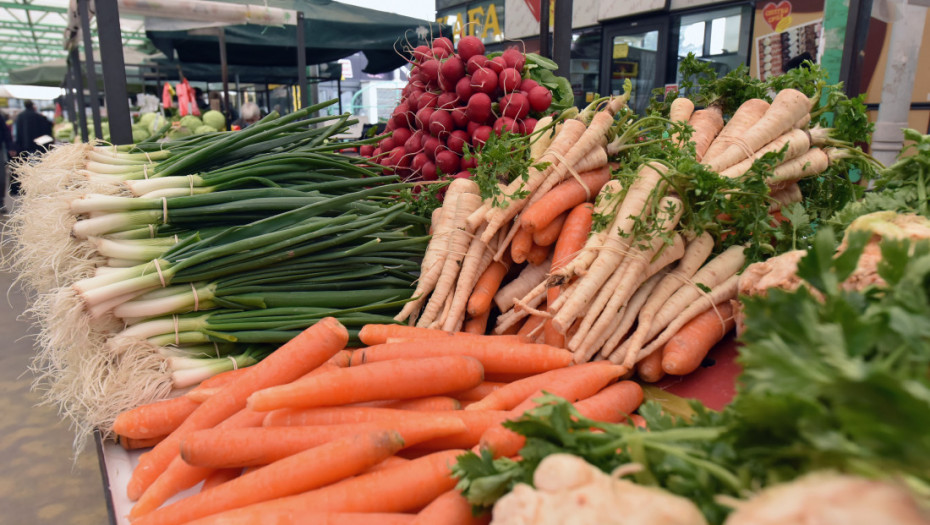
147,0 -> 447,74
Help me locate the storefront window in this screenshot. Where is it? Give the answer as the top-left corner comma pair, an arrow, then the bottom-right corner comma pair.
610,30 -> 659,114
669,5 -> 752,86
570,28 -> 602,107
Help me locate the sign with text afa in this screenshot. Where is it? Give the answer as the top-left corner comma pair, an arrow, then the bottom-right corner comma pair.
436,0 -> 505,44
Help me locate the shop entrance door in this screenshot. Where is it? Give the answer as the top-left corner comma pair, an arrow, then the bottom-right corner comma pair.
600,17 -> 669,115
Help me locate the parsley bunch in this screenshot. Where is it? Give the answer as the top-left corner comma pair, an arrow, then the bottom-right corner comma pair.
454,228 -> 930,524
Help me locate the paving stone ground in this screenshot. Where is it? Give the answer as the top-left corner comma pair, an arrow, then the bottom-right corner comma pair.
0,211 -> 111,525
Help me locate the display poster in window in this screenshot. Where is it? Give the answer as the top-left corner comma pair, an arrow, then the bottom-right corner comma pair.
436,0 -> 505,45
750,0 -> 825,81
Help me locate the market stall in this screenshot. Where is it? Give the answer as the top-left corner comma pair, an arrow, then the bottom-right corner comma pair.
5,30 -> 929,525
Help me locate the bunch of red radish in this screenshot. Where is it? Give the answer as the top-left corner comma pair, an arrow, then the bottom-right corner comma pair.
358,36 -> 555,181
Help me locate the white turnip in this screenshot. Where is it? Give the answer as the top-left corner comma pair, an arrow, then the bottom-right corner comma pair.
722,473 -> 930,525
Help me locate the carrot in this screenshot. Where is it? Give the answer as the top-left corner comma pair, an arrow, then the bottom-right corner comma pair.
662,301 -> 735,376
466,252 -> 512,317
200,468 -> 242,492
181,416 -> 466,469
668,96 -> 695,146
525,242 -> 551,266
768,147 -> 830,186
550,163 -> 668,333
516,312 -> 546,340
365,456 -> 410,473
628,274 -> 740,366
703,98 -> 771,161
396,179 -> 475,323
630,414 -> 647,428
588,265 -> 673,363
185,450 -> 464,524
481,119 -> 588,244
688,106 -> 724,161
769,182 -> 803,212
568,196 -> 683,352
616,243 -> 743,364
570,143 -> 609,174
112,395 -> 200,440
706,88 -> 812,173
125,317 -> 348,502
188,512 -> 416,525
494,259 -> 550,313
550,182 -> 622,281
418,184 -> 483,327
383,334 -> 531,345
573,380 -> 644,423
462,309 -> 490,334
380,396 -> 462,411
526,111 -> 615,207
616,232 -> 715,359
359,325 -> 452,345
129,408 -> 269,518
248,356 -> 484,412
718,128 -> 812,179
510,226 -> 534,264
118,435 -> 165,450
520,167 -> 611,234
479,363 -> 627,457
443,224 -> 499,332
133,429 -> 405,525
413,489 -> 490,525
350,338 -> 571,376
466,361 -> 625,412
543,287 -> 565,348
184,367 -> 251,401
532,211 -> 567,247
636,345 -> 666,383
451,381 -> 507,402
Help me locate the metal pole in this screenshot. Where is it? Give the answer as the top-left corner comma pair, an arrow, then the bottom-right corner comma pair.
218,28 -> 231,126
78,0 -> 102,139
95,0 -> 132,144
552,0 -> 572,79
64,74 -> 77,130
337,77 -> 343,114
235,73 -> 241,109
69,48 -> 90,142
539,0 -> 551,58
296,11 -> 308,109
872,0 -> 928,166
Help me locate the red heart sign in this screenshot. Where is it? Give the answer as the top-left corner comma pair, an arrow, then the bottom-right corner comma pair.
762,1 -> 792,31
524,0 -> 541,22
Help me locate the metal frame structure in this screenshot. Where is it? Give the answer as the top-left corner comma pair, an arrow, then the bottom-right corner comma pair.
0,0 -> 147,82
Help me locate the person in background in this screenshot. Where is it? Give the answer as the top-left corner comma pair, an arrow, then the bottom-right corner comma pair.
193,87 -> 210,112
0,111 -> 14,213
232,102 -> 261,129
12,100 -> 52,195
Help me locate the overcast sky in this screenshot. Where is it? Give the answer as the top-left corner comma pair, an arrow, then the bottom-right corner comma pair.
337,0 -> 436,21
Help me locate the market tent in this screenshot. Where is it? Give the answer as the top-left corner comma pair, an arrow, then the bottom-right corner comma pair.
146,0 -> 445,74
8,49 -> 164,89
146,58 -> 343,84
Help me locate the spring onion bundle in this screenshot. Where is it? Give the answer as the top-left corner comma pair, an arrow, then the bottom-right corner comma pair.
5,101 -> 431,449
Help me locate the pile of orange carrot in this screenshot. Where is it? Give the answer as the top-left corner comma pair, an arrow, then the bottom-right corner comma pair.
111,319 -> 644,524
